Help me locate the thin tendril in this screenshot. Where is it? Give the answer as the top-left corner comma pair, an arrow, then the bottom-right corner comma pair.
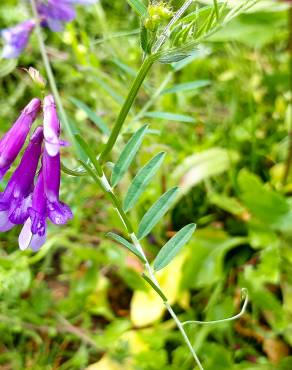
182,288 -> 248,326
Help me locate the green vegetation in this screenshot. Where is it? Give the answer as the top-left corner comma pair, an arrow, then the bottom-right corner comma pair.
0,1 -> 292,369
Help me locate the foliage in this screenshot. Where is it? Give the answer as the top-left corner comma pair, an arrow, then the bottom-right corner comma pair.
0,0 -> 292,369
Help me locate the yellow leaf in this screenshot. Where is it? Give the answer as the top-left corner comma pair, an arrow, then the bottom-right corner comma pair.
86,356 -> 133,370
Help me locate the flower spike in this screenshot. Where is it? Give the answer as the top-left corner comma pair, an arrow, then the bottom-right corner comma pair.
0,127 -> 44,232
0,98 -> 41,180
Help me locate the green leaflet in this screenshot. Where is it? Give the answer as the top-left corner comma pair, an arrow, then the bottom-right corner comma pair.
162,80 -> 210,95
143,111 -> 195,123
126,0 -> 147,17
153,223 -> 196,271
111,125 -> 148,187
107,232 -> 146,262
137,187 -> 179,239
123,152 -> 165,212
70,97 -> 110,136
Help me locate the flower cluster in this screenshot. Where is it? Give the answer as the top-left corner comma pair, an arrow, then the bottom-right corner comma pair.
0,95 -> 72,251
1,0 -> 97,59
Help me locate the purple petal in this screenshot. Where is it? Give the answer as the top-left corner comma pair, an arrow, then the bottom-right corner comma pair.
0,99 -> 41,180
38,1 -> 76,22
30,233 -> 47,251
0,127 -> 43,225
1,20 -> 35,59
43,150 -> 61,201
19,218 -> 46,251
47,200 -> 73,225
8,195 -> 32,225
43,95 -> 60,157
0,211 -> 15,232
65,0 -> 98,3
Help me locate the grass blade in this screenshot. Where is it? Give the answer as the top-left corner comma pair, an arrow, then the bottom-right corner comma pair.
143,111 -> 195,123
162,80 -> 210,95
70,97 -> 110,136
126,0 -> 147,17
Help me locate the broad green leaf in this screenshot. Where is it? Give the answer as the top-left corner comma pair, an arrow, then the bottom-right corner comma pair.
70,97 -> 110,136
107,232 -> 146,262
209,193 -> 246,216
153,223 -> 196,271
123,152 -> 165,212
126,0 -> 147,17
181,229 -> 248,289
111,125 -> 148,187
143,111 -> 195,123
172,148 -> 239,198
238,169 -> 290,227
162,80 -> 210,95
137,187 -> 179,239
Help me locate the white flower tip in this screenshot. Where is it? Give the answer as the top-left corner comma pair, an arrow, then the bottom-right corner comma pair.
45,141 -> 60,157
18,219 -> 33,250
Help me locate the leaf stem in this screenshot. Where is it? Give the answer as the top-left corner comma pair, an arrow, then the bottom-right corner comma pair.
92,172 -> 204,370
29,0 -> 74,140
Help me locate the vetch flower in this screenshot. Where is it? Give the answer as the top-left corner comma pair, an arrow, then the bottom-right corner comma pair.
18,94 -> 72,251
19,170 -> 47,251
43,94 -> 72,225
0,127 -> 43,232
37,0 -> 98,31
1,20 -> 35,59
43,94 -> 61,156
43,149 -> 73,226
0,98 -> 41,180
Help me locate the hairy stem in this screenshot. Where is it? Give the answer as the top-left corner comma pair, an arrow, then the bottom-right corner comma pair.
29,0 -> 74,140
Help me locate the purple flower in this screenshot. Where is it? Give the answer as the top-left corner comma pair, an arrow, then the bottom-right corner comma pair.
0,98 -> 41,181
37,0 -> 97,31
0,127 -> 43,233
19,170 -> 47,251
37,0 -> 76,31
18,95 -> 72,251
1,20 -> 35,59
43,95 -> 72,226
43,94 -> 61,156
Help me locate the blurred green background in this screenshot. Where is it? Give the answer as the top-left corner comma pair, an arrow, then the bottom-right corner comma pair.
1,1 -> 292,369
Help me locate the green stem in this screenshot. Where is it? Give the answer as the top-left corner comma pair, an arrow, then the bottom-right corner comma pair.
95,173 -> 204,370
99,56 -> 155,163
29,0 -> 74,141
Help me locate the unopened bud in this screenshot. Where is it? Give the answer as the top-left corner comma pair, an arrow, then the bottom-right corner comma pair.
145,3 -> 173,30
25,67 -> 46,89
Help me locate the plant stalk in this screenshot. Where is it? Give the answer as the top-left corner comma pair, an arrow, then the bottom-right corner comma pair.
29,0 -> 74,141
97,174 -> 204,370
99,56 -> 155,163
